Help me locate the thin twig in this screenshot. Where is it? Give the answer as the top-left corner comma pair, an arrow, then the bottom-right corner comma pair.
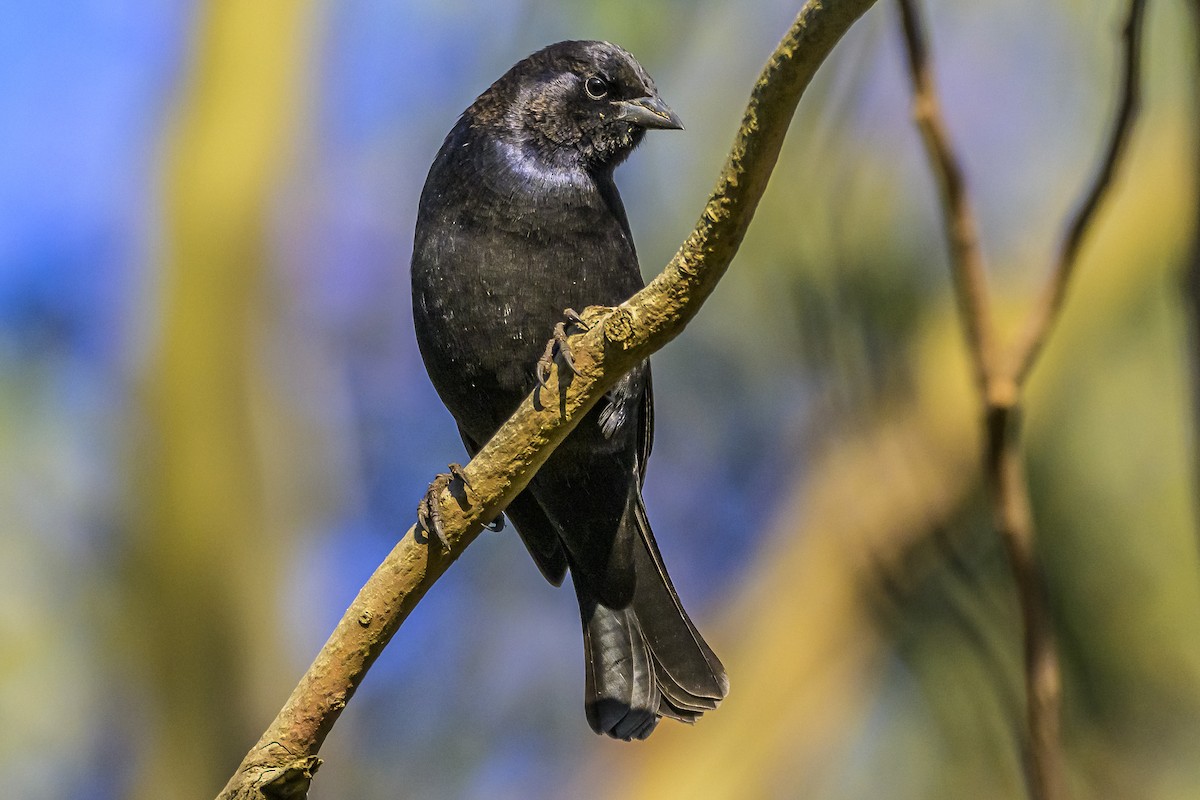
894,1 -> 1064,798
1005,7 -> 1145,790
985,403 -> 1067,800
895,0 -> 998,398
1011,0 -> 1147,386
215,1 -> 879,797
896,1 -> 1148,798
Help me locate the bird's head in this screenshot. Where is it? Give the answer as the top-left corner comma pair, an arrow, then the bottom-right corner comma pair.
469,40 -> 683,172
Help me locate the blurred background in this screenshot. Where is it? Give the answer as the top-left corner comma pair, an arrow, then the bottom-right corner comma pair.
2,0 -> 1198,798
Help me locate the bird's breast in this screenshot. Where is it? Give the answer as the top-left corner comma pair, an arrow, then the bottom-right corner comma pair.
412,129 -> 643,430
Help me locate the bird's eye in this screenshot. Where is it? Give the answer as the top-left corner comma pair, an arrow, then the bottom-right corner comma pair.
585,76 -> 609,100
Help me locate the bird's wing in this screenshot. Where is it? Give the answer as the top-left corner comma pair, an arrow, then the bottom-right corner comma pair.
593,172 -> 638,260
458,425 -> 568,585
638,365 -> 653,486
592,174 -> 651,485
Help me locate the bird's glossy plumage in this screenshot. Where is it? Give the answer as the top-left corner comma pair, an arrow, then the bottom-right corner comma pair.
411,40 -> 727,740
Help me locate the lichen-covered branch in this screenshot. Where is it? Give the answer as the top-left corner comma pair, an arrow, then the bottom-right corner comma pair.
216,1 -> 877,797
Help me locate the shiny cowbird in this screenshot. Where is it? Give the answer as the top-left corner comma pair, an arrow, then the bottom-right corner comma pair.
411,40 -> 728,740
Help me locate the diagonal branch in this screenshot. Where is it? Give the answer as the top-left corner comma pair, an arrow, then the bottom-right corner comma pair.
1011,0 -> 1147,386
216,1 -> 878,797
896,0 -> 998,398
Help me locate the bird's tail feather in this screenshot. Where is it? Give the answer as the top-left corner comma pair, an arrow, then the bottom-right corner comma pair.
576,497 -> 729,740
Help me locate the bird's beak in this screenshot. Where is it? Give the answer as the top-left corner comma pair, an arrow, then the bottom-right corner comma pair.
614,95 -> 684,130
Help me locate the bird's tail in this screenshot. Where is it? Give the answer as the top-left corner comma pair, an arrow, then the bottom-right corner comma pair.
575,498 -> 729,741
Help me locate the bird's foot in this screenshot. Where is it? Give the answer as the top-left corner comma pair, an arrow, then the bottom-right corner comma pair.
417,463 -> 470,550
447,461 -> 470,491
536,308 -> 589,388
535,323 -> 571,388
563,307 -> 590,331
417,475 -> 451,550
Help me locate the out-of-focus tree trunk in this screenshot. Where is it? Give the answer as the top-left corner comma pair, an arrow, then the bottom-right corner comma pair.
1185,0 -> 1200,505
124,3 -> 315,798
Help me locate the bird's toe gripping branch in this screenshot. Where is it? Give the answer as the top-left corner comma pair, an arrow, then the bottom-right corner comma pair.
417,463 -> 504,548
562,307 -> 590,331
536,308 -> 591,389
416,472 -> 453,550
416,463 -> 472,550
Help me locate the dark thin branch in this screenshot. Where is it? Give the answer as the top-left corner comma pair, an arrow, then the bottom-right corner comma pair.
984,402 -> 1067,800
895,0 -> 998,399
1011,0 -> 1147,386
896,1 -> 1148,799
215,2 -> 878,797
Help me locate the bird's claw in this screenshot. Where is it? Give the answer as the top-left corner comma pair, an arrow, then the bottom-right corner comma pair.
536,309 -> 588,388
536,322 -> 575,387
417,465 -> 472,551
447,462 -> 471,491
417,474 -> 452,551
563,307 -> 590,331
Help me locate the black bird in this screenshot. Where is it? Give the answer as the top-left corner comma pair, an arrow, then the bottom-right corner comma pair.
411,40 -> 728,740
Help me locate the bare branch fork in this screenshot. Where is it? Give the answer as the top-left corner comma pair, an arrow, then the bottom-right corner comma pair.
894,1 -> 1147,798
216,1 -> 878,797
